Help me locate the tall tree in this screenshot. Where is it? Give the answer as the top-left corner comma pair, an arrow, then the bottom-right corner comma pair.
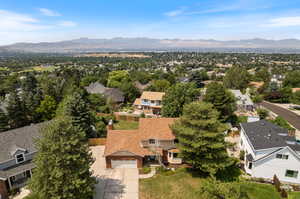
36,95 -> 57,121
162,83 -> 199,117
29,117 -> 96,199
146,79 -> 171,92
57,92 -> 94,138
6,90 -> 27,128
203,82 -> 236,121
0,109 -> 9,132
283,70 -> 300,88
223,66 -> 250,90
107,70 -> 130,88
171,102 -> 235,176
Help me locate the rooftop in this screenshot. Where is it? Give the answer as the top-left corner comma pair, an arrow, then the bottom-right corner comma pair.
140,91 -> 165,101
241,120 -> 300,152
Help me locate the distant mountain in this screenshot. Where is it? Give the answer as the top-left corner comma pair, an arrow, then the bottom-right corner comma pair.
1,37 -> 300,53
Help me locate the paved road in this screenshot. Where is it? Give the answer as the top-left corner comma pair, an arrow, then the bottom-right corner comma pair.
259,101 -> 300,130
91,146 -> 139,199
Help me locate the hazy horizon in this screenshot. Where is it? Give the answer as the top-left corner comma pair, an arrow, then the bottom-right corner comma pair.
1,0 -> 300,45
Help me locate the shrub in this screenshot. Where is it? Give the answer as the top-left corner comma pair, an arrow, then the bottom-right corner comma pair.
240,150 -> 245,160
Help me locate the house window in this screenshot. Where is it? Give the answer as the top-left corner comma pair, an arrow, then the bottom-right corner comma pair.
240,139 -> 243,146
149,139 -> 156,145
157,100 -> 161,105
276,154 -> 289,160
151,100 -> 155,104
248,162 -> 252,169
285,170 -> 298,178
15,153 -> 25,164
173,153 -> 178,158
169,152 -> 172,158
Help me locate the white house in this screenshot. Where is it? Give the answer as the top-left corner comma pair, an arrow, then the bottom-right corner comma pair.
240,120 -> 300,184
230,90 -> 254,112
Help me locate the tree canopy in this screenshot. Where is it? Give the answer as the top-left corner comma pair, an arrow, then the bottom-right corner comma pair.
171,101 -> 235,176
223,66 -> 250,90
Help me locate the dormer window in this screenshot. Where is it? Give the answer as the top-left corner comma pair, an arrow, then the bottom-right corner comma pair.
149,139 -> 156,145
16,153 -> 25,164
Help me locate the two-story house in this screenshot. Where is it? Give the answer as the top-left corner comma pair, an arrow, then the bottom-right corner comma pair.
0,123 -> 43,199
240,120 -> 300,184
133,91 -> 165,115
104,118 -> 182,168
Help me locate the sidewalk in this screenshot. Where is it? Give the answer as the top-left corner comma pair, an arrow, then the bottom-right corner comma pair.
139,167 -> 156,179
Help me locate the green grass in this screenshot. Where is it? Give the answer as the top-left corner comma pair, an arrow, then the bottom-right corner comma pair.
140,168 -> 282,199
113,120 -> 139,130
289,192 -> 300,199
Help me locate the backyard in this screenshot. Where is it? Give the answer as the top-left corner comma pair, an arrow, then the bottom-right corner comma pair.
113,120 -> 139,130
140,168 -> 290,199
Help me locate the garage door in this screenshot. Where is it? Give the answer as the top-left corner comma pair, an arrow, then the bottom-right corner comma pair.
111,160 -> 137,168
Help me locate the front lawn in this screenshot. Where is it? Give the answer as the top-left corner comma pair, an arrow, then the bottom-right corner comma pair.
289,192 -> 300,199
113,120 -> 139,130
140,168 -> 282,199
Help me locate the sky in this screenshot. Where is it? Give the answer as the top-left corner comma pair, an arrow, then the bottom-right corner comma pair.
1,0 -> 300,45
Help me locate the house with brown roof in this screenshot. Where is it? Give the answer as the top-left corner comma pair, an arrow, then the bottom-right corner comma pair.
133,91 -> 165,115
104,118 -> 182,168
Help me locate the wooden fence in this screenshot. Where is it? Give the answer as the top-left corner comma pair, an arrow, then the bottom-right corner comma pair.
88,138 -> 106,146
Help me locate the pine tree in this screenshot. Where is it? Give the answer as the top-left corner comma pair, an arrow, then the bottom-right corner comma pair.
171,101 -> 235,176
36,95 -> 57,121
0,109 -> 9,132
6,90 -> 27,128
203,82 -> 236,121
57,92 -> 94,138
29,117 -> 96,199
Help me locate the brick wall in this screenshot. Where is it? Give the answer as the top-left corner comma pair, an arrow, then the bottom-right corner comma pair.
106,156 -> 143,168
0,180 -> 8,199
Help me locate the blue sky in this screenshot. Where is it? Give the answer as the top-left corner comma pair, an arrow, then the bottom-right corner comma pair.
1,0 -> 300,45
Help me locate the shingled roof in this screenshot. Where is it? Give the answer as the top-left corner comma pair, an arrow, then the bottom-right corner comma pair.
240,120 -> 300,152
0,123 -> 44,162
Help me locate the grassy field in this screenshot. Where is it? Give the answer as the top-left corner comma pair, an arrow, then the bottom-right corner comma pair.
140,168 -> 282,199
113,120 -> 139,130
289,192 -> 300,199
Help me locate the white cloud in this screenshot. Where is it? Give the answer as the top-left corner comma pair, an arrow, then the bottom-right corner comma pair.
58,20 -> 77,27
267,16 -> 300,27
0,10 -> 51,31
39,8 -> 61,17
164,7 -> 186,17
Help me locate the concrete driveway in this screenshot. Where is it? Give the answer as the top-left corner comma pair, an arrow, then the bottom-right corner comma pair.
91,146 -> 139,199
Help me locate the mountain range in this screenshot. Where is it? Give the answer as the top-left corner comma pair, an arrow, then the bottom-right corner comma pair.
1,37 -> 300,53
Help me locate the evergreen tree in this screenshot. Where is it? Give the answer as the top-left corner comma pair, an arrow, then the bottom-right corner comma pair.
162,83 -> 199,117
6,90 -> 27,128
171,101 -> 235,176
57,92 -> 94,138
36,95 -> 57,121
0,109 -> 9,132
29,117 -> 96,199
203,82 -> 236,121
21,73 -> 38,92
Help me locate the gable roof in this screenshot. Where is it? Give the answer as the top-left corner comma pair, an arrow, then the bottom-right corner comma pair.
85,82 -> 106,94
240,120 -> 300,152
139,118 -> 176,140
104,118 -> 176,157
140,91 -> 165,101
104,130 -> 152,157
103,88 -> 124,103
0,123 -> 44,163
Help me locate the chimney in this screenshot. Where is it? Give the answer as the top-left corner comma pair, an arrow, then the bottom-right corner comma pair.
107,119 -> 114,130
288,130 -> 295,137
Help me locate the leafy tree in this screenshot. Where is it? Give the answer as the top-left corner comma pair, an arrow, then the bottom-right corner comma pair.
199,179 -> 250,199
257,108 -> 269,119
162,83 -> 199,117
223,66 -> 250,90
271,116 -> 294,131
0,109 -> 9,132
36,95 -> 57,121
293,91 -> 300,105
6,90 -> 27,128
146,79 -> 171,92
203,82 -> 236,121
171,102 -> 235,176
254,67 -> 270,82
107,70 -> 130,88
29,117 -> 96,199
119,81 -> 140,103
80,75 -> 99,87
57,92 -> 94,138
283,70 -> 300,87
21,73 -> 38,92
88,93 -> 111,113
189,70 -> 209,88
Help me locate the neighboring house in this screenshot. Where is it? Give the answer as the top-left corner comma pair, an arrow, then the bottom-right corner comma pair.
292,88 -> 300,93
85,82 -> 124,103
249,81 -> 264,90
0,123 -> 43,199
240,120 -> 300,184
134,81 -> 151,92
230,90 -> 254,112
133,91 -> 165,115
104,118 -> 182,168
270,74 -> 284,88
